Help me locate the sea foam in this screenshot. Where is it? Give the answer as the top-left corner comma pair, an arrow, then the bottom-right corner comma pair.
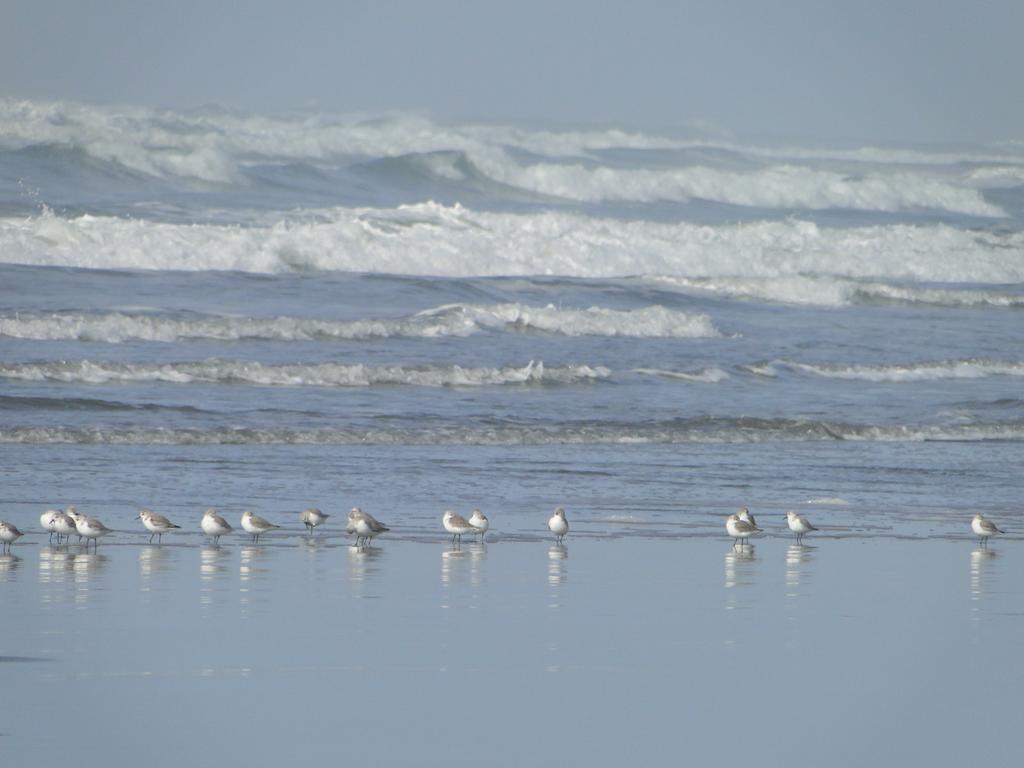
3,203 -> 1024,281
758,358 -> 1024,382
2,419 -> 1019,446
0,303 -> 719,342
648,275 -> 1024,308
1,98 -> 1018,214
0,359 -> 611,388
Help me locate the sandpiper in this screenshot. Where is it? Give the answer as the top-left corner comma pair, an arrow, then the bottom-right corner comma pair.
785,510 -> 818,543
737,507 -> 757,527
548,507 -> 569,544
53,510 -> 78,544
76,514 -> 112,550
442,510 -> 475,546
726,513 -> 760,547
240,511 -> 279,543
40,509 -> 62,543
65,506 -> 85,543
0,520 -> 23,552
301,507 -> 329,535
201,509 -> 233,545
469,508 -> 489,540
138,509 -> 181,544
971,514 -> 1004,547
347,508 -> 389,547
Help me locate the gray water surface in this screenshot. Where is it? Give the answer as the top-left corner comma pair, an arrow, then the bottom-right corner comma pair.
2,528 -> 1020,767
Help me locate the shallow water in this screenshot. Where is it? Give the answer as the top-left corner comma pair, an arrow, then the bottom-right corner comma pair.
2,531 -> 1020,767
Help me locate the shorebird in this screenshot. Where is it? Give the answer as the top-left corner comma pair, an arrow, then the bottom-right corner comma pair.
300,507 -> 329,535
442,510 -> 475,546
65,506 -> 85,543
347,508 -> 389,547
737,507 -> 757,527
548,507 -> 569,544
726,513 -> 760,547
240,511 -> 279,543
75,514 -> 112,550
201,509 -> 233,545
785,510 -> 818,543
469,508 -> 489,541
971,514 -> 1004,547
0,520 -> 23,552
52,510 -> 78,544
40,509 -> 62,543
138,509 -> 181,544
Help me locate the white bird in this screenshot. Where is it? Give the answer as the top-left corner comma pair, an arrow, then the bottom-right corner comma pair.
785,510 -> 818,543
75,514 -> 112,550
65,506 -> 85,543
40,509 -> 62,543
971,514 -> 1004,547
0,520 -> 24,552
726,513 -> 760,547
299,512 -> 327,536
442,510 -> 476,546
548,507 -> 569,544
138,509 -> 181,544
53,510 -> 78,544
468,508 -> 489,540
347,508 -> 389,547
201,509 -> 233,545
737,507 -> 757,527
300,507 -> 329,535
240,511 -> 279,543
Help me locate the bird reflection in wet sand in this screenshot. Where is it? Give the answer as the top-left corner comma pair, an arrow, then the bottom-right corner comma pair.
440,545 -> 468,587
547,544 -> 568,588
72,552 -> 109,606
239,545 -> 268,583
39,548 -> 74,585
139,545 -> 172,581
441,541 -> 488,586
467,542 -> 487,587
199,546 -> 229,609
785,543 -> 815,593
301,534 -> 327,555
970,547 -> 998,602
200,546 -> 229,581
0,553 -> 22,579
347,542 -> 384,585
724,545 -> 756,589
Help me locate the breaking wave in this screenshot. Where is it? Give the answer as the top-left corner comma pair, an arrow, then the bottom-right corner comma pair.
0,303 -> 719,342
2,98 -> 1018,216
751,358 -> 1024,382
472,158 -> 1005,216
0,359 -> 611,388
649,275 -> 1024,308
2,418 -> 1020,446
631,367 -> 731,383
4,203 -> 1024,280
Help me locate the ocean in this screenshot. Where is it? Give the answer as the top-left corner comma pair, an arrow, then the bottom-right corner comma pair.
1,99 -> 1022,766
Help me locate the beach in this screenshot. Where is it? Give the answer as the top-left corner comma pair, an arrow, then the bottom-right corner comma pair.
2,100 -> 1023,766
2,523 -> 1021,766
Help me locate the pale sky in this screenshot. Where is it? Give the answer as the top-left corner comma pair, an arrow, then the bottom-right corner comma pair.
3,0 -> 1022,143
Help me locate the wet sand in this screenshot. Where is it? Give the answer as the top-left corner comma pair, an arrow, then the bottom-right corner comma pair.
1,532 -> 1020,767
